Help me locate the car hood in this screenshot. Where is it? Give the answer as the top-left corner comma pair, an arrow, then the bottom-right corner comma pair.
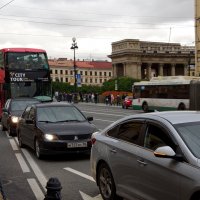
10,110 -> 23,117
37,121 -> 97,135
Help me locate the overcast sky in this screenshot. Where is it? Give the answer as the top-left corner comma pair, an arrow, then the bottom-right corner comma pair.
0,0 -> 194,61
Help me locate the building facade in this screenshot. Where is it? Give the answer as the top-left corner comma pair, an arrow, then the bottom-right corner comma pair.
49,58 -> 112,86
195,0 -> 200,76
109,39 -> 195,80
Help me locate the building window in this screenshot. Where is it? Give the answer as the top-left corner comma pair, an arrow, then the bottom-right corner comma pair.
95,79 -> 97,83
85,71 -> 88,76
104,79 -> 107,82
104,72 -> 107,76
100,79 -> 102,83
85,78 -> 88,83
90,71 -> 92,76
55,70 -> 58,74
80,71 -> 83,75
65,70 -> 68,75
65,78 -> 68,82
90,78 -> 92,83
60,70 -> 63,74
95,71 -> 97,76
109,72 -> 112,76
70,71 -> 73,75
60,77 -> 63,82
100,72 -> 102,76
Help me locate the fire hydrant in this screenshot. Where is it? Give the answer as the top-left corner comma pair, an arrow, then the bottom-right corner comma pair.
44,177 -> 62,200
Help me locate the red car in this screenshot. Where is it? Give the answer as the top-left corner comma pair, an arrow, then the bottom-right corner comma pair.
122,96 -> 133,109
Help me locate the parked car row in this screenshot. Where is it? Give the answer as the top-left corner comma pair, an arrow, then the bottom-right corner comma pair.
1,98 -> 97,159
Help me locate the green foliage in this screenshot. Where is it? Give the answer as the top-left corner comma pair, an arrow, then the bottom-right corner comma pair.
102,77 -> 140,92
52,77 -> 140,94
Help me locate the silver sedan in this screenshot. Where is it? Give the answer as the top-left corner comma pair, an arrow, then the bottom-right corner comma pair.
90,111 -> 200,200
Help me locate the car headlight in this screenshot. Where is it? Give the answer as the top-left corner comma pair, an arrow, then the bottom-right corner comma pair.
11,116 -> 19,123
44,134 -> 58,141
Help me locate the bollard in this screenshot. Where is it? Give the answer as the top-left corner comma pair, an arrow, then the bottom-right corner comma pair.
44,177 -> 62,200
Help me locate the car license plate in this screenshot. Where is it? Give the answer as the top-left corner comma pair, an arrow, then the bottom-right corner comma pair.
67,142 -> 87,148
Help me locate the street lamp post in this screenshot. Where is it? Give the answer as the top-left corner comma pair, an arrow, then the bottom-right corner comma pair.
70,37 -> 78,92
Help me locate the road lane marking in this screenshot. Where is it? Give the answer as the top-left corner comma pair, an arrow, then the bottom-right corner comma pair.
27,178 -> 44,200
64,167 -> 95,182
15,153 -> 30,173
94,118 -> 114,123
79,191 -> 102,200
9,138 -> 19,151
22,149 -> 47,190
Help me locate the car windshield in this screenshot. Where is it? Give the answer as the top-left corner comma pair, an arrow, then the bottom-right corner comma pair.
37,106 -> 86,123
11,100 -> 39,111
175,122 -> 200,158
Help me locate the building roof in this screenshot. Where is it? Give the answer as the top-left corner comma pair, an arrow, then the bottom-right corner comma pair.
48,58 -> 112,70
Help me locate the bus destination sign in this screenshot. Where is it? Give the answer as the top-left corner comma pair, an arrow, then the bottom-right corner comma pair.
9,72 -> 49,82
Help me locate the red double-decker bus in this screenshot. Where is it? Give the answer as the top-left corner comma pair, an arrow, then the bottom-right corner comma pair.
0,48 -> 52,114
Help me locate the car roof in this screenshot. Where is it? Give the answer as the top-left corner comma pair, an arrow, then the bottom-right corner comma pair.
34,102 -> 73,108
123,111 -> 200,125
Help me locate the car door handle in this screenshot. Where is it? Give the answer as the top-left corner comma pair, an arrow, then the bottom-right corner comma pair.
137,159 -> 147,166
110,149 -> 117,153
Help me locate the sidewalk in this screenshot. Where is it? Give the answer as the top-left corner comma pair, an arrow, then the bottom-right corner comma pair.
0,131 -> 37,200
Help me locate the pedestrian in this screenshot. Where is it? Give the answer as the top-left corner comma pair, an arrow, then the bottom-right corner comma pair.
116,94 -> 121,106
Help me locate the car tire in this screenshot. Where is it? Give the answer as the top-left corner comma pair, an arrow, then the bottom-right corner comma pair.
142,102 -> 149,112
8,125 -> 14,137
97,163 -> 122,200
17,131 -> 25,148
35,139 -> 43,159
178,103 -> 186,110
2,123 -> 7,131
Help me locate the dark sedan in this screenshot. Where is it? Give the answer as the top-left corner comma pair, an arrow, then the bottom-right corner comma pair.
1,98 -> 40,136
17,102 -> 97,159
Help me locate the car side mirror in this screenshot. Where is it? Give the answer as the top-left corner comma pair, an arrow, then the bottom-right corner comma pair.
154,146 -> 184,161
87,116 -> 93,121
26,119 -> 34,124
154,146 -> 176,158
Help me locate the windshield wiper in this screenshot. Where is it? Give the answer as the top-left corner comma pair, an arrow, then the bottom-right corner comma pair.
55,120 -> 81,123
38,120 -> 55,123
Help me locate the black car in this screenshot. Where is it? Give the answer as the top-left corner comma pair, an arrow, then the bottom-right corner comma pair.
1,98 -> 40,136
17,102 -> 97,159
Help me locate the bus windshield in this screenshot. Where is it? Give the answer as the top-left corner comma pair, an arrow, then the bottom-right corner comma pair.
10,82 -> 52,98
6,52 -> 49,70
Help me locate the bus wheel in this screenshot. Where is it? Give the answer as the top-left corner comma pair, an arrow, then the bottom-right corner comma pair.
142,103 -> 149,112
178,103 -> 186,110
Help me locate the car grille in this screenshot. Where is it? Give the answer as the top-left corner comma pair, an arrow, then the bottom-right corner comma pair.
58,134 -> 91,140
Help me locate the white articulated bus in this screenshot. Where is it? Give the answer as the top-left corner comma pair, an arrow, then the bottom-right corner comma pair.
132,76 -> 200,112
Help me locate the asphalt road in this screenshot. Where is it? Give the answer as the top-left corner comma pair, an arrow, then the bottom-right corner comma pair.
0,103 -> 142,200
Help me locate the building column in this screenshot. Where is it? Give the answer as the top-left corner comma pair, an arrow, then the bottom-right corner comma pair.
158,63 -> 164,76
184,64 -> 188,75
147,63 -> 152,80
137,62 -> 142,79
123,63 -> 126,76
171,63 -> 176,76
112,64 -> 116,78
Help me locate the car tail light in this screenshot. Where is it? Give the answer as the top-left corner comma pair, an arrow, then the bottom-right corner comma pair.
91,137 -> 96,145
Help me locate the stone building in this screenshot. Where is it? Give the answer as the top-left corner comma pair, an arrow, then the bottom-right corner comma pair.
195,0 -> 200,76
49,58 -> 112,86
109,39 -> 195,80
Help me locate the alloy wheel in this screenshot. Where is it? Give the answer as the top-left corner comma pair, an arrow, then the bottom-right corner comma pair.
35,139 -> 42,159
98,163 -> 122,200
